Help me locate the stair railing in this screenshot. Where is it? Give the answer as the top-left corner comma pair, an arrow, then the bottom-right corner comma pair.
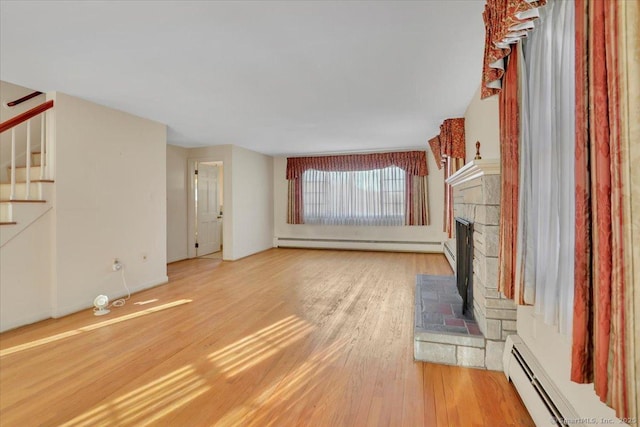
0,100 -> 54,200
6,91 -> 43,107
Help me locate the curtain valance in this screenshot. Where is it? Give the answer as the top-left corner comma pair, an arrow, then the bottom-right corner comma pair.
481,0 -> 547,99
427,118 -> 465,166
439,118 -> 466,159
428,136 -> 443,170
426,117 -> 465,238
286,150 -> 428,180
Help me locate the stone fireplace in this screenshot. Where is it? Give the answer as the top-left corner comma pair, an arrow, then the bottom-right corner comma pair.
414,159 -> 517,370
447,159 -> 517,343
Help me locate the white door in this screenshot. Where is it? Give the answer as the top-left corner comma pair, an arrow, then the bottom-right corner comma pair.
196,163 -> 220,256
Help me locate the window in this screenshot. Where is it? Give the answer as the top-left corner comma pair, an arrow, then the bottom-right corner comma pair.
302,166 -> 405,225
286,151 -> 429,226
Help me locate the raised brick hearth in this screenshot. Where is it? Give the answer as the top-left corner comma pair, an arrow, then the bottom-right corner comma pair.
414,274 -> 487,368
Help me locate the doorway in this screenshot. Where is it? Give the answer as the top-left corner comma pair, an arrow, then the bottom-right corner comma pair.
193,161 -> 223,258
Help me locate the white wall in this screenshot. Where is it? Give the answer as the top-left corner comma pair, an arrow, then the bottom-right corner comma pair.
273,151 -> 447,252
230,145 -> 273,259
0,81 -> 46,181
464,85 -> 500,163
0,210 -> 53,331
180,144 -> 273,261
167,144 -> 188,263
52,92 -> 168,317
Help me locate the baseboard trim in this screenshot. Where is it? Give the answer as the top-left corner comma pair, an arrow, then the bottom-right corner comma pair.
0,310 -> 52,333
52,275 -> 170,319
275,237 -> 443,253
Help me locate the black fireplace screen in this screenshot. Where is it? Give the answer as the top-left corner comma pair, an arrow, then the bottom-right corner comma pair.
455,217 -> 474,317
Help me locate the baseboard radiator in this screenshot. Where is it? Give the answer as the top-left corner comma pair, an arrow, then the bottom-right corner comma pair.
503,336 -> 581,427
274,237 -> 443,253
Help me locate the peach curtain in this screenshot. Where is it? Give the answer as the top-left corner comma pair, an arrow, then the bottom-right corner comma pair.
432,118 -> 465,238
572,0 -> 634,420
286,151 -> 429,226
428,136 -> 442,170
286,179 -> 302,225
286,151 -> 428,179
442,157 -> 464,238
482,0 -> 547,99
497,45 -> 520,300
619,0 -> 640,421
405,175 -> 429,226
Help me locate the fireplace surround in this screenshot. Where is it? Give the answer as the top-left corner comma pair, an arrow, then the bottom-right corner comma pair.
414,159 -> 517,370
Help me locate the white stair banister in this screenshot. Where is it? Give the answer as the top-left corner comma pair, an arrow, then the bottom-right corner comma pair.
1,100 -> 55,190
40,114 -> 45,180
1,100 -> 54,186
26,119 -> 31,200
45,106 -> 54,180
10,128 -> 16,200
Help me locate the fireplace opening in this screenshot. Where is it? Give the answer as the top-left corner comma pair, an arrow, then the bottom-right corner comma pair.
455,217 -> 474,318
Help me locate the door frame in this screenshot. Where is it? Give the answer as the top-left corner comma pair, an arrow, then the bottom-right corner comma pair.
195,162 -> 220,256
187,158 -> 227,260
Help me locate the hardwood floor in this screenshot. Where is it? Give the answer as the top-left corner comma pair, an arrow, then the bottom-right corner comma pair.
0,249 -> 533,426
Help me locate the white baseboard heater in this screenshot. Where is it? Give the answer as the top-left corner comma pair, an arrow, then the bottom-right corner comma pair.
443,240 -> 456,272
503,335 -> 582,427
274,237 -> 443,253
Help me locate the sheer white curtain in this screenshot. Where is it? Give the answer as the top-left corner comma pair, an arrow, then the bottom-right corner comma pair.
302,166 -> 405,226
516,0 -> 575,335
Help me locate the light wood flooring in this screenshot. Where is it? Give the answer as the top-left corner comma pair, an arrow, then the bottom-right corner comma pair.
0,249 -> 533,426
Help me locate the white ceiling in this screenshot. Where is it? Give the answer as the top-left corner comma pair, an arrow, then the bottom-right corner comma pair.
0,1 -> 485,156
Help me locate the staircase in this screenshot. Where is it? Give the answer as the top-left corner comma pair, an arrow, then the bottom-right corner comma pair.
0,99 -> 55,247
0,152 -> 54,246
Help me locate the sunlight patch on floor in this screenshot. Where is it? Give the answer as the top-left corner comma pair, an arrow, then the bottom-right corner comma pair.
60,364 -> 209,427
0,299 -> 192,357
213,339 -> 346,426
208,315 -> 314,377
133,299 -> 159,305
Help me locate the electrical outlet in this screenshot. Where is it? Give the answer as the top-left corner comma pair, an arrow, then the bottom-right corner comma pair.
112,259 -> 122,271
